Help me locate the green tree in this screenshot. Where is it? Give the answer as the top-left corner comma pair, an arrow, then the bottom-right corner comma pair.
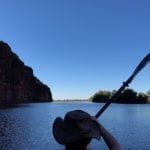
147,90 -> 150,103
117,88 -> 137,103
137,92 -> 148,103
90,88 -> 149,104
91,90 -> 111,102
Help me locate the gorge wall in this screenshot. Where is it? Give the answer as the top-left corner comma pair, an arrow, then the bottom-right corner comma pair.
0,41 -> 52,107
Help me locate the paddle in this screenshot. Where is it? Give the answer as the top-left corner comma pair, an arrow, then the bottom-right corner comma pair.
95,53 -> 150,118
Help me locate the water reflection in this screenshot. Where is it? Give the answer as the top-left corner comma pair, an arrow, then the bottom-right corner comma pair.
0,112 -> 13,150
0,106 -> 32,150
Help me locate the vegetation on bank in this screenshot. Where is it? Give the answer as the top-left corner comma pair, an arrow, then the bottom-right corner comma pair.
90,89 -> 150,104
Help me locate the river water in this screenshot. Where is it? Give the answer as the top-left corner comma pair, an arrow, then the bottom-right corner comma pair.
0,102 -> 150,150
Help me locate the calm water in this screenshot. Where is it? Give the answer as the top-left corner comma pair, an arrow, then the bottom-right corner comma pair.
0,102 -> 150,150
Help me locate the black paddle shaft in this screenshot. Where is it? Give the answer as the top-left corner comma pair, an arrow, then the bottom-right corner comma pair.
95,53 -> 150,118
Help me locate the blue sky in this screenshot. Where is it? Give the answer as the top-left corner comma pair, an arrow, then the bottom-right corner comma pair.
0,0 -> 150,99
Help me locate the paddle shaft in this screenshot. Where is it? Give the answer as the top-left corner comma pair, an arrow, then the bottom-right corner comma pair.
95,77 -> 132,118
95,53 -> 150,118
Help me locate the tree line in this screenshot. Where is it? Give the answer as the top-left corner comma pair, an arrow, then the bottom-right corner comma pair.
90,89 -> 150,104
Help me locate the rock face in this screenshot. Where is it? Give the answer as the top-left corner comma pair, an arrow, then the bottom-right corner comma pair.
0,41 -> 52,107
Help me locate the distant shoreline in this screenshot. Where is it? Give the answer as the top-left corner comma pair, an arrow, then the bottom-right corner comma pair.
54,99 -> 90,102
53,99 -> 150,104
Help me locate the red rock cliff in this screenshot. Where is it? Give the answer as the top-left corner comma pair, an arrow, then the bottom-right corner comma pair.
0,41 -> 52,107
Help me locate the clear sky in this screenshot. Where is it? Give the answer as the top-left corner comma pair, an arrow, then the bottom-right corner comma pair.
0,0 -> 150,100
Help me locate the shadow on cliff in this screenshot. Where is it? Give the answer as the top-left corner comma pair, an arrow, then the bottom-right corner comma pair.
0,41 -> 53,108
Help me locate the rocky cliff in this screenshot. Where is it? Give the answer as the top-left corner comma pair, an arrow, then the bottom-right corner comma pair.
0,41 -> 52,107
